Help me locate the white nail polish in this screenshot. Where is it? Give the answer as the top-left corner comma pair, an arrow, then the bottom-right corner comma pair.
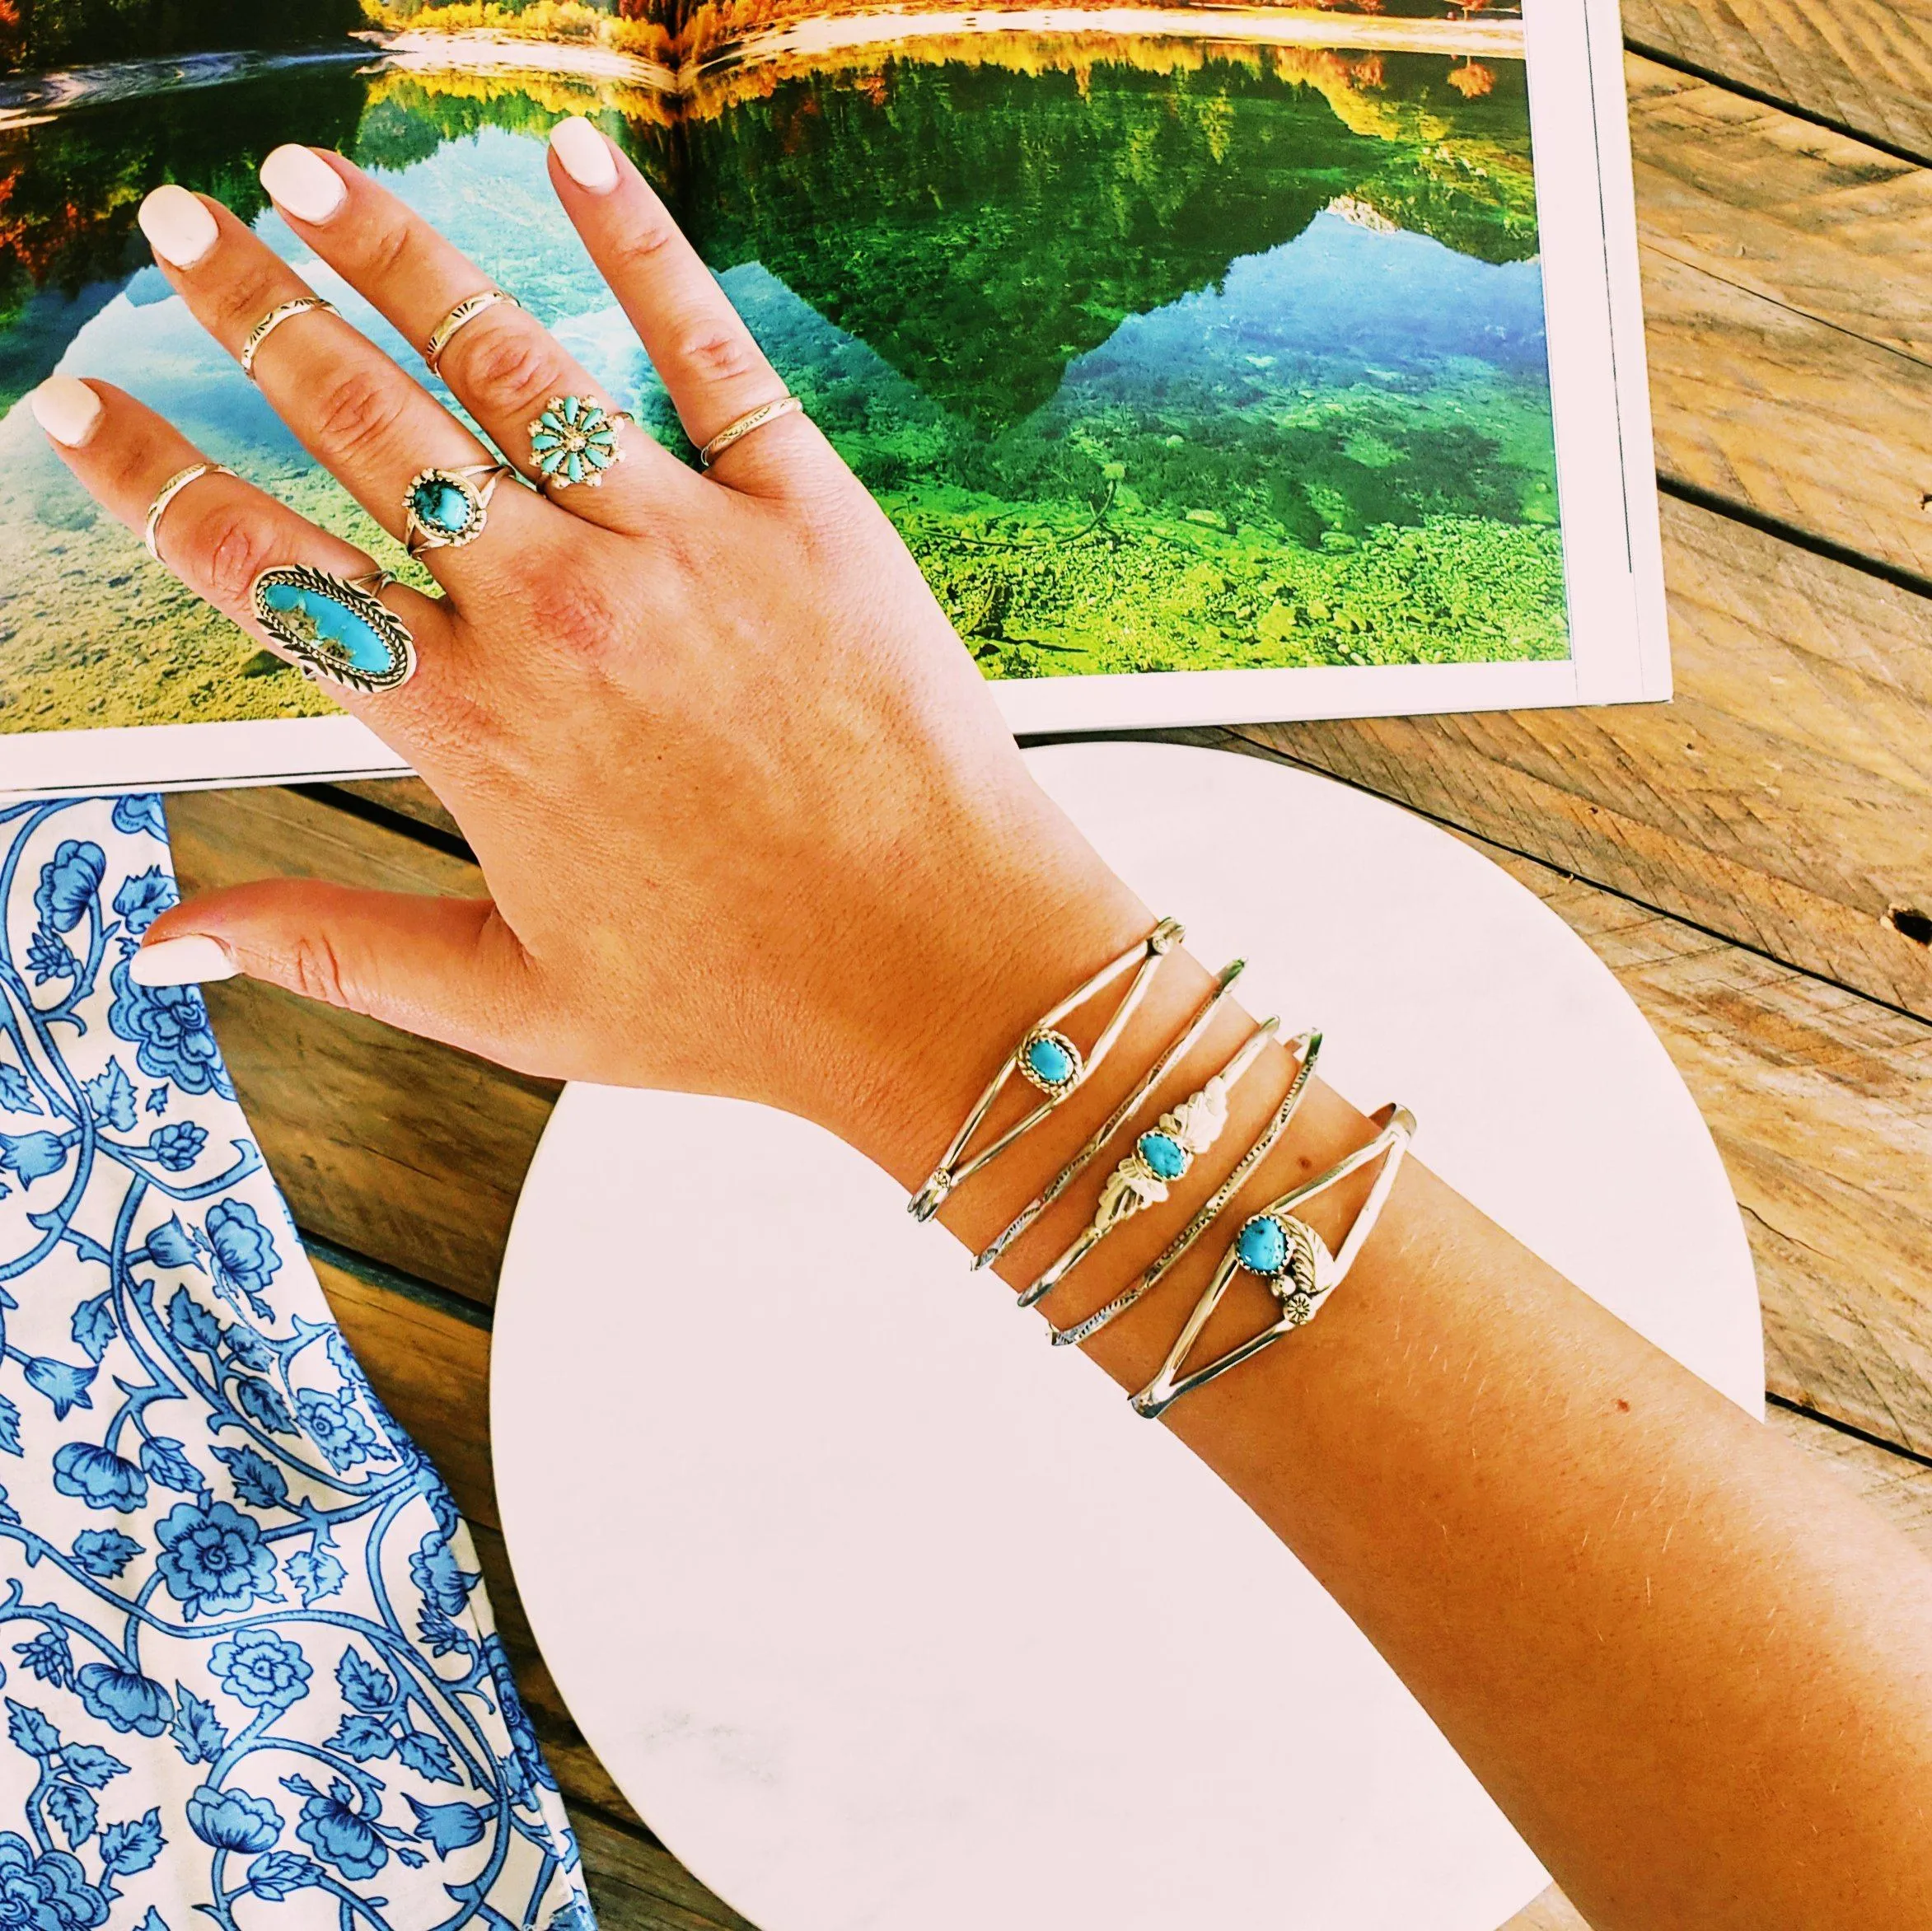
550,117 -> 618,193
29,376 -> 103,448
129,934 -> 238,988
138,184 -> 219,269
260,144 -> 347,226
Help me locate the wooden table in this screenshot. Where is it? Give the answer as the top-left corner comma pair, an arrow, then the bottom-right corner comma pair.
161,6 -> 1932,1923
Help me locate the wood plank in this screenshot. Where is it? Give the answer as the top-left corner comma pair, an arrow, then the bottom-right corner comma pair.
1629,52 -> 1932,362
1622,0 -> 1932,162
1233,496 -> 1932,1022
571,1809 -> 758,1931
312,1246 -> 496,1529
1631,108 -> 1932,585
1478,843 -> 1932,1459
166,786 -> 557,1304
1769,1403 -> 1932,1557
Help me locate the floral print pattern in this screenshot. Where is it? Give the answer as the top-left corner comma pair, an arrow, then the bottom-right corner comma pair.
0,797 -> 592,1929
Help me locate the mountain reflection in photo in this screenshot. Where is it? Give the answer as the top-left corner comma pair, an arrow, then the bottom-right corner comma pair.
0,13 -> 1566,733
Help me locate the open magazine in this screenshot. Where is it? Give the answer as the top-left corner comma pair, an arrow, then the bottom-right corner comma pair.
0,0 -> 1665,796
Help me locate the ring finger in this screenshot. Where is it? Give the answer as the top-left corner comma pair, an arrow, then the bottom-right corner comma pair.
256,144 -> 699,537
134,183 -> 561,601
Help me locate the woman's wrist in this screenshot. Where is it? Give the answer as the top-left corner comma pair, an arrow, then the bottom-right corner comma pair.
878,898 -> 1393,1410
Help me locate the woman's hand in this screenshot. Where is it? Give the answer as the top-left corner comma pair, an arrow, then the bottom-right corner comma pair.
32,123 -> 1147,1178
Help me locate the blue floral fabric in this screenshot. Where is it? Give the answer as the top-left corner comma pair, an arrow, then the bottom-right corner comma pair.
0,796 -> 592,1929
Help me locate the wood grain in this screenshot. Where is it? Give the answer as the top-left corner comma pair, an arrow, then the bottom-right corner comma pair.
166,787 -> 557,1305
1481,844 -> 1932,1458
1623,0 -> 1932,162
1235,496 -> 1932,1022
311,1248 -> 495,1527
1630,53 -> 1932,362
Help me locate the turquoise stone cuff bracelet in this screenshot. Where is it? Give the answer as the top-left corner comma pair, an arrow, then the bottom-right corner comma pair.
973,960 -> 1247,1273
1015,1016 -> 1279,1311
908,917 -> 1183,1223
1130,1101 -> 1416,1421
1047,1028 -> 1322,1349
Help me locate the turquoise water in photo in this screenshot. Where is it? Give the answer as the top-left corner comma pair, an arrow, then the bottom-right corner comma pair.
0,39 -> 1565,732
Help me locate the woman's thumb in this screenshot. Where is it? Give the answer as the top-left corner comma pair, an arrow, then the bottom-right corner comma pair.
133,879 -> 541,1065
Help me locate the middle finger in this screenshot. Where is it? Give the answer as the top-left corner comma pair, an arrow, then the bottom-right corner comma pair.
135,183 -> 562,602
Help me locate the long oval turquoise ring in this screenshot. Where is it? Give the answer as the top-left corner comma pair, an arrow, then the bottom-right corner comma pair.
250,564 -> 417,694
528,395 -> 632,489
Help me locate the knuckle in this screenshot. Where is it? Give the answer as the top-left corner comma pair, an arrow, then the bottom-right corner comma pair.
527,571 -> 621,658
612,216 -> 678,277
359,213 -> 414,286
310,367 -> 410,468
195,507 -> 283,609
284,930 -> 356,1012
455,322 -> 561,420
219,261 -> 293,342
680,327 -> 762,386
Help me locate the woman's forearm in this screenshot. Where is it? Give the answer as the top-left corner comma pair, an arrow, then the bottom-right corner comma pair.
894,927 -> 1932,1929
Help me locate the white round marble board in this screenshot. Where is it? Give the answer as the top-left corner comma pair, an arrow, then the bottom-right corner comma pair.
492,741 -> 1763,1931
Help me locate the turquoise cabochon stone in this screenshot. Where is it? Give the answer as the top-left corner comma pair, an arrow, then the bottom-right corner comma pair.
258,581 -> 400,676
412,478 -> 472,535
1237,1214 -> 1289,1275
1025,1036 -> 1076,1086
1138,1130 -> 1186,1181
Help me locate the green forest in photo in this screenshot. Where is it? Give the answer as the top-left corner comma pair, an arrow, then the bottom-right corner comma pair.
0,4 -> 1561,732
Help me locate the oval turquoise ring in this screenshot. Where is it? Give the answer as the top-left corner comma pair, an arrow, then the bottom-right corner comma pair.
250,564 -> 417,694
404,461 -> 517,558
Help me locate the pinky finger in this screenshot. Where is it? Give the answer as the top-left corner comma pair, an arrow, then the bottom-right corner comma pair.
28,375 -> 480,780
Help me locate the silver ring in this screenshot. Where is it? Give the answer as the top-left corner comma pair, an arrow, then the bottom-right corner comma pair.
697,393 -> 803,470
240,296 -> 339,380
404,461 -> 519,557
423,288 -> 522,379
250,563 -> 416,694
143,463 -> 240,564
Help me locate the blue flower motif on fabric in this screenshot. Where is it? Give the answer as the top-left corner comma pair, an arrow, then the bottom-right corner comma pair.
0,797 -> 592,1929
105,964 -> 232,1101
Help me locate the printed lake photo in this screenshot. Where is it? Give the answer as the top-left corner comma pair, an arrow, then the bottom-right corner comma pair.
0,0 -> 1663,785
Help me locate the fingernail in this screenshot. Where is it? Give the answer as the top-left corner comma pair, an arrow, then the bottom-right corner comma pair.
129,934 -> 237,988
550,117 -> 618,193
29,376 -> 103,448
138,184 -> 219,269
260,144 -> 347,226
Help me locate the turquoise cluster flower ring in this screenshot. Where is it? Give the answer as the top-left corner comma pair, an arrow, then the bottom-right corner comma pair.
527,395 -> 634,489
404,461 -> 517,558
249,563 -> 417,694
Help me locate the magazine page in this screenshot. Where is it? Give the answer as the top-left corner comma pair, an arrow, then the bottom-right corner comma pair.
0,0 -> 1660,794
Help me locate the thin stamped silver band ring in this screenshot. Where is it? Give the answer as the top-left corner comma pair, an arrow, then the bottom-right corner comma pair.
698,394 -> 804,470
423,289 -> 522,378
143,464 -> 240,565
239,296 -> 339,380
